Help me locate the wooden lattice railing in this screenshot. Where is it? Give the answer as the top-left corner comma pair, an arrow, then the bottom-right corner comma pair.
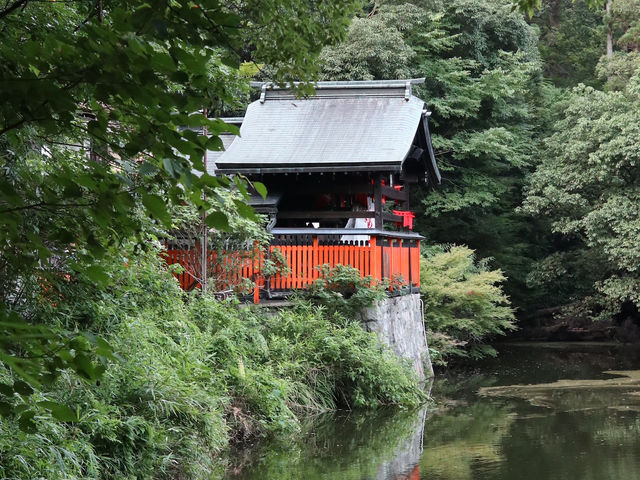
162,230 -> 421,302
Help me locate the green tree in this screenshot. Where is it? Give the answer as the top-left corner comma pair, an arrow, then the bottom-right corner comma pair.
420,245 -> 516,364
319,3 -> 418,80
411,0 -> 546,312
596,0 -> 640,89
531,0 -> 605,88
513,0 -> 607,14
0,0 -> 358,420
521,73 -> 640,320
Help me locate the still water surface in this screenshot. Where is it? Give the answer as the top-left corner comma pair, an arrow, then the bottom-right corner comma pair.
227,343 -> 640,480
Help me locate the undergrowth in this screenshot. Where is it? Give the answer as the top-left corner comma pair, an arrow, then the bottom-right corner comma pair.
0,249 -> 424,479
420,245 -> 516,365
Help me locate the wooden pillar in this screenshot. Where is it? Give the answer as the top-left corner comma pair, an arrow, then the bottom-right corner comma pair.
374,174 -> 383,230
253,241 -> 261,304
370,236 -> 380,281
312,235 -> 319,280
414,240 -> 421,288
408,240 -> 413,288
201,107 -> 208,294
403,182 -> 410,211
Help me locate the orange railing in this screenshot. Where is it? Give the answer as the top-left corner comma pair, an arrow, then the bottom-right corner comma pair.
163,231 -> 421,302
162,247 -> 263,293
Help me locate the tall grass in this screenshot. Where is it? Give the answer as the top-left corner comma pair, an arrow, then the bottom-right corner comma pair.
0,249 -> 424,479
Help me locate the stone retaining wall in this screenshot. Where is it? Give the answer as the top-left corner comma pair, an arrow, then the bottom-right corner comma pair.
360,293 -> 433,381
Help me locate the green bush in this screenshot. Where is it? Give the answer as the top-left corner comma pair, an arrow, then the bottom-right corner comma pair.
0,248 -> 424,479
301,264 -> 388,318
420,245 -> 516,365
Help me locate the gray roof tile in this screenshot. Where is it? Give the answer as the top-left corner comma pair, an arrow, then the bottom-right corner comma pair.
213,81 -> 427,174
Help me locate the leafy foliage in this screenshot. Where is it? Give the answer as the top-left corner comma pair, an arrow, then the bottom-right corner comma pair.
319,5 -> 417,81
522,73 -> 640,319
0,0 -> 359,411
301,264 -> 388,319
531,0 -> 605,88
512,0 -> 607,14
411,0 -> 547,312
0,248 -> 424,479
420,246 -> 516,365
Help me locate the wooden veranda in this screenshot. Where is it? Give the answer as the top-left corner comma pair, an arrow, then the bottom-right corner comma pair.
163,229 -> 422,302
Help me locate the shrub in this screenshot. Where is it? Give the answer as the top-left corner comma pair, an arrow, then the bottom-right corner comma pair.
420,245 -> 516,365
301,264 -> 388,318
0,248 -> 425,479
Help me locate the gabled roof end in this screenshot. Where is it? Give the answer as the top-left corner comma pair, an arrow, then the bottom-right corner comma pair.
250,78 -> 426,103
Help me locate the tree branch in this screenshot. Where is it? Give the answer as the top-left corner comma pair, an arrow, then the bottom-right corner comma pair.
0,117 -> 28,136
0,0 -> 27,19
73,0 -> 100,33
0,201 -> 94,214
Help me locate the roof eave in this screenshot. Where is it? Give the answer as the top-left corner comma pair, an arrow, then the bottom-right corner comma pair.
216,163 -> 404,175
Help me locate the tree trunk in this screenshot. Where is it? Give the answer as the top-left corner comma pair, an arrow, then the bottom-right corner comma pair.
201,108 -> 208,293
606,0 -> 613,58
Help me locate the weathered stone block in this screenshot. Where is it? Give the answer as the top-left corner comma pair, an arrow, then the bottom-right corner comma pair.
360,293 -> 434,381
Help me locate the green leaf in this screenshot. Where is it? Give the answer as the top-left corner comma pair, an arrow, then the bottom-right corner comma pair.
57,349 -> 74,362
39,401 -> 77,422
73,353 -> 97,379
206,211 -> 230,231
84,265 -> 110,286
163,157 -> 176,177
13,381 -> 34,396
253,181 -> 268,200
0,401 -> 11,417
233,199 -> 257,221
95,337 -> 118,360
138,161 -> 158,176
0,382 -> 14,396
234,176 -> 249,199
18,410 -> 37,433
142,194 -> 171,224
150,52 -> 176,72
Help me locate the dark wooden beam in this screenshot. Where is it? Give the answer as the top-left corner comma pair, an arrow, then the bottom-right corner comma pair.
380,185 -> 409,202
277,183 -> 374,196
277,211 -> 375,220
403,182 -> 410,210
382,213 -> 403,223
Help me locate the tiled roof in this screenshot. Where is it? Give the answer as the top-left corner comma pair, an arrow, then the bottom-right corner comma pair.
212,79 -> 435,176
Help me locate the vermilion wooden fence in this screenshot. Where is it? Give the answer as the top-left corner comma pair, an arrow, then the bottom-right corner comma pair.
163,234 -> 420,302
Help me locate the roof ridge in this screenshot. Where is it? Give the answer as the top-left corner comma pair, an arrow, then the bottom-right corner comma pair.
251,79 -> 426,103
249,78 -> 425,90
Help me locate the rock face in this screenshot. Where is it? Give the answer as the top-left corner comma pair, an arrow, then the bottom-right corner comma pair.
361,293 -> 434,381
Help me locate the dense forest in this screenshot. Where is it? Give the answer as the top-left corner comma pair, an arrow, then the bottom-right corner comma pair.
2,0 -> 640,478
318,0 -> 640,343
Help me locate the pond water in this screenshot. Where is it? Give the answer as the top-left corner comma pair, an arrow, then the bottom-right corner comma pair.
226,343 -> 640,480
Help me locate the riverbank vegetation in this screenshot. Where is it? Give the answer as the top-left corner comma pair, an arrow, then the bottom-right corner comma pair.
420,246 -> 516,365
0,248 -> 424,479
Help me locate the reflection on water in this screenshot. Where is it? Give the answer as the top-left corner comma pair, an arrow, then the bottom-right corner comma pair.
226,408 -> 427,480
227,343 -> 640,480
